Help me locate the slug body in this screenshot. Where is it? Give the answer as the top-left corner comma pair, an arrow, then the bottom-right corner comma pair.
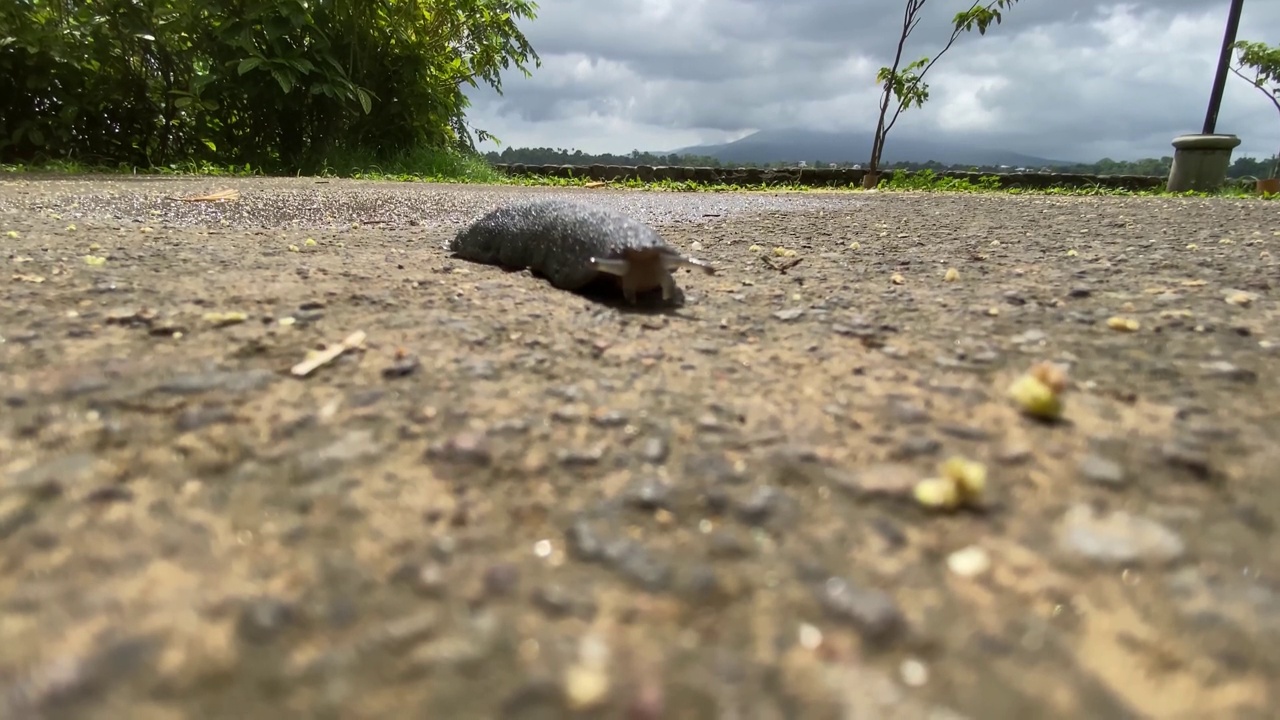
447,199 -> 714,304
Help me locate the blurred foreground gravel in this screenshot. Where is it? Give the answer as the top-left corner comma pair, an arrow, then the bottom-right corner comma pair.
1,175 -> 1279,719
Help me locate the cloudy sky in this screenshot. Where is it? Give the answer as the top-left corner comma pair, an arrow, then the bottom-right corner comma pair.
463,0 -> 1280,163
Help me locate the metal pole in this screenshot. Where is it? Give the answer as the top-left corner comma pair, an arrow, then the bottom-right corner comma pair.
1202,0 -> 1245,135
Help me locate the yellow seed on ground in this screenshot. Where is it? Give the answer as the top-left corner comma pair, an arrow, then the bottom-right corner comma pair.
913,478 -> 961,510
941,457 -> 987,500
1008,374 -> 1063,420
1106,316 -> 1140,332
203,311 -> 248,326
944,268 -> 959,282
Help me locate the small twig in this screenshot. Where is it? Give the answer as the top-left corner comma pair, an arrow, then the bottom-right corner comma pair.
166,188 -> 241,203
291,330 -> 368,377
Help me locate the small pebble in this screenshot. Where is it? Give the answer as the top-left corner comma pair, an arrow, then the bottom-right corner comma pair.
1056,503 -> 1185,566
1078,454 -> 1126,487
899,658 -> 929,687
817,577 -> 905,643
946,545 -> 991,577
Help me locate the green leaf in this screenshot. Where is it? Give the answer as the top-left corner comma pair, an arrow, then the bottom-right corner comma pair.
203,139 -> 217,152
271,68 -> 294,94
237,57 -> 263,75
356,88 -> 373,114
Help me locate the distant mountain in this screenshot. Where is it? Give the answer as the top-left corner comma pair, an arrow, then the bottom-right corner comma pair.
673,128 -> 1071,168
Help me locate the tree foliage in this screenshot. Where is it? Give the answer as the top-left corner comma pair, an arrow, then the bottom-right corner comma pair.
868,0 -> 1018,178
0,0 -> 540,171
1230,40 -> 1280,178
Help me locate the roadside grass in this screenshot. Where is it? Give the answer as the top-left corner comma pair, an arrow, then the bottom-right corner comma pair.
2,153 -> 1273,201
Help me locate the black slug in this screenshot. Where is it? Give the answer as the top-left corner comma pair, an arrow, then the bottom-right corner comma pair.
446,198 -> 714,304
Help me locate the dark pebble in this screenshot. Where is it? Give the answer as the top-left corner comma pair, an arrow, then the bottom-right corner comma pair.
869,516 -> 908,549
424,432 -> 492,467
531,584 -> 587,619
892,434 -> 941,459
237,597 -> 295,644
482,563 -> 521,597
735,486 -> 790,526
623,477 -> 673,511
85,486 -> 133,504
1161,440 -> 1212,479
638,436 -> 670,463
1200,361 -> 1257,383
556,446 -> 604,467
817,577 -> 905,644
382,355 -> 421,379
609,542 -> 673,592
461,359 -> 497,379
938,423 -> 992,441
684,453 -> 747,485
702,485 -> 732,514
590,409 -> 629,428
349,389 -> 386,407
550,405 -> 584,423
885,399 -> 930,424
566,518 -> 608,561
707,529 -> 755,559
174,404 -> 235,432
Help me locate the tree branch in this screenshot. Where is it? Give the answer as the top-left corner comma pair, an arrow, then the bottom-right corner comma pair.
1229,64 -> 1280,116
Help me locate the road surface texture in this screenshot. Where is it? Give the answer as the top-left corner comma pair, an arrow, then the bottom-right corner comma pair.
1,176 -> 1278,720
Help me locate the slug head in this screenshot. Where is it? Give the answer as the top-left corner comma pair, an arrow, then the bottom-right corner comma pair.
590,248 -> 716,304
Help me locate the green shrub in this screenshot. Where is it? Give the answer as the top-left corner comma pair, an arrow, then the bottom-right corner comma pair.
0,0 -> 539,172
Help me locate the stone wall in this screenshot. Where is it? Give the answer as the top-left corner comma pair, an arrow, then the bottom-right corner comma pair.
489,163 -> 1173,190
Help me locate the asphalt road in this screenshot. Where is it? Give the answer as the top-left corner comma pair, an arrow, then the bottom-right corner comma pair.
1,176 -> 1279,720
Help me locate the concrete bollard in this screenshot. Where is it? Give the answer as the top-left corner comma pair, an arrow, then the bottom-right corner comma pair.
1166,134 -> 1242,193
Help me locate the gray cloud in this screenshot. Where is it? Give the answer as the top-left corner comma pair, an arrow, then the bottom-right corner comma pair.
465,0 -> 1280,161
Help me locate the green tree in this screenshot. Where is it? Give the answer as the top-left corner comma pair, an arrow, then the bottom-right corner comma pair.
1230,40 -> 1280,178
867,0 -> 1018,184
0,0 -> 540,171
